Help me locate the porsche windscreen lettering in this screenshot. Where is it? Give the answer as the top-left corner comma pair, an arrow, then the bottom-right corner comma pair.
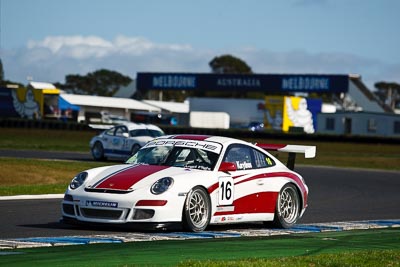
144,140 -> 222,154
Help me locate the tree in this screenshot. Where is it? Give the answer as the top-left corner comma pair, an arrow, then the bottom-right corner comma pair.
57,69 -> 133,96
205,54 -> 257,98
374,81 -> 400,110
209,54 -> 252,74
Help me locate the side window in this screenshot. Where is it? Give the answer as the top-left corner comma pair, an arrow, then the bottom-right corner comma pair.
223,145 -> 253,170
115,126 -> 127,137
253,149 -> 275,168
105,128 -> 115,136
130,129 -> 138,136
130,129 -> 150,137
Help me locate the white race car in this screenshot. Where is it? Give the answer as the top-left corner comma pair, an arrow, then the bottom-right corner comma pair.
90,122 -> 164,161
62,135 -> 315,232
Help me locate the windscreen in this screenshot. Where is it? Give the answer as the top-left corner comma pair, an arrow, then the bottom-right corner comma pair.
126,139 -> 222,171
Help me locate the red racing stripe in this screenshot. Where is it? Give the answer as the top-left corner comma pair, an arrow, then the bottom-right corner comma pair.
207,174 -> 248,194
257,143 -> 287,150
235,171 -> 307,208
208,172 -> 302,194
94,165 -> 169,191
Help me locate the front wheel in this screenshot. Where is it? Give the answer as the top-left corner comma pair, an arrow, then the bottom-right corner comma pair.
272,183 -> 300,228
91,141 -> 106,161
182,186 -> 211,232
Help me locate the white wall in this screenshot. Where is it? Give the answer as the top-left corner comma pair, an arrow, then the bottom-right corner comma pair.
189,97 -> 264,126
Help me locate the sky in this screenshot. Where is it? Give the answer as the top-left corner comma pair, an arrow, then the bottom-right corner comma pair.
1,0 -> 399,91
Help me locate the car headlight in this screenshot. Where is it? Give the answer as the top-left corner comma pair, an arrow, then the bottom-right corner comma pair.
70,172 -> 88,190
151,177 -> 174,195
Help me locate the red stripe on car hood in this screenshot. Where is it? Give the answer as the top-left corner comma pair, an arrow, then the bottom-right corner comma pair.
94,165 -> 169,191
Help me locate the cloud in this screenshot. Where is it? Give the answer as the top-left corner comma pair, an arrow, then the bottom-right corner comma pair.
25,35 -> 192,59
2,35 -> 399,90
27,36 -> 113,54
2,35 -> 201,83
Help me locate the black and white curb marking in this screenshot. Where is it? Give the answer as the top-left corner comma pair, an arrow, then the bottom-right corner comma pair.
1,220 -> 399,250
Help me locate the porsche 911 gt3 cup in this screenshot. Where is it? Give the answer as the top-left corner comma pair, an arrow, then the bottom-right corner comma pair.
90,122 -> 164,161
62,135 -> 316,232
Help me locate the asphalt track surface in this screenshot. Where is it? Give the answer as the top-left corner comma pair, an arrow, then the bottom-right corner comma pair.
0,149 -> 399,239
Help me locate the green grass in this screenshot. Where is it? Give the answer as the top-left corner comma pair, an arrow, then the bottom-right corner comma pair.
180,250 -> 400,267
0,158 -> 112,196
1,229 -> 399,266
0,128 -> 94,152
292,140 -> 400,170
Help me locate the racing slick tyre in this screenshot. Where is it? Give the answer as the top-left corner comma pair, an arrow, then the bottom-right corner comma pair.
182,186 -> 211,232
271,183 -> 300,228
91,141 -> 106,161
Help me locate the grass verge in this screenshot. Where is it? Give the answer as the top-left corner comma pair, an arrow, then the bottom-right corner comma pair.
0,128 -> 94,152
0,158 -> 111,196
1,229 -> 400,266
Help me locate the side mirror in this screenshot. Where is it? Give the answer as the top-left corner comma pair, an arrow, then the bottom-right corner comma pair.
122,132 -> 129,138
218,162 -> 237,172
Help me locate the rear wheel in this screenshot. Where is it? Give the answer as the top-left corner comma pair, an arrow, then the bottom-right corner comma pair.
182,186 -> 211,232
272,183 -> 300,228
91,141 -> 105,161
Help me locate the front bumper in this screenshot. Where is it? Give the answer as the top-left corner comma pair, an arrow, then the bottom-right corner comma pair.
61,188 -> 186,225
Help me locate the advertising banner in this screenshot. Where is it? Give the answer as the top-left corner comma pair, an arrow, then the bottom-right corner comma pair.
263,96 -> 284,130
283,96 -> 322,134
0,86 -> 61,119
137,73 -> 349,93
0,87 -> 43,119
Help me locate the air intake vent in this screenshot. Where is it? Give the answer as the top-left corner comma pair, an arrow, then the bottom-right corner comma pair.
80,208 -> 123,219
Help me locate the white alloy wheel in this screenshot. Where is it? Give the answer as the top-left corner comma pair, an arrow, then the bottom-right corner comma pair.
182,186 -> 211,232
273,183 -> 300,228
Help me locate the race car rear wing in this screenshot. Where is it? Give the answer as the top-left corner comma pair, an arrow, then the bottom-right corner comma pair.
256,144 -> 316,170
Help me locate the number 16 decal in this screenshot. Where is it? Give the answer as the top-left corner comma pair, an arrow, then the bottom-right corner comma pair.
218,176 -> 234,205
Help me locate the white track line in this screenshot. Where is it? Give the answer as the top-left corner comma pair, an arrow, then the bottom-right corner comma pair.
0,194 -> 64,201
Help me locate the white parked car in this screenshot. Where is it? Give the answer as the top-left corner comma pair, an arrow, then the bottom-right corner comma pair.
63,135 -> 315,232
90,123 -> 164,161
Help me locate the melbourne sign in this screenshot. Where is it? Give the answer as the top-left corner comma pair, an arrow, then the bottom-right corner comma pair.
137,73 -> 349,93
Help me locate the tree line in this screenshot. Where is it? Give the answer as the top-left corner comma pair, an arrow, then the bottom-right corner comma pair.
0,56 -> 398,109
